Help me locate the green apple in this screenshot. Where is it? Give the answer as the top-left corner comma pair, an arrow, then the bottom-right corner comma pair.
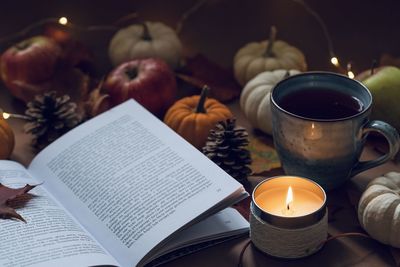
360,66 -> 400,131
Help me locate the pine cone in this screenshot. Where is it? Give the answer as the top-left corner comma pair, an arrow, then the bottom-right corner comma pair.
203,118 -> 252,187
24,91 -> 82,149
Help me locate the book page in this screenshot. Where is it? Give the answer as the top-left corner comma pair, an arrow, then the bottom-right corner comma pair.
0,161 -> 119,267
152,207 -> 249,259
146,207 -> 249,266
28,100 -> 247,267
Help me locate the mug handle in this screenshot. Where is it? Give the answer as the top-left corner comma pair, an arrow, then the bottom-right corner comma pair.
350,120 -> 400,177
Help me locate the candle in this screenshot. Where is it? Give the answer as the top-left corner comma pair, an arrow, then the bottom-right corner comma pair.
255,184 -> 323,217
252,176 -> 326,228
250,176 -> 328,258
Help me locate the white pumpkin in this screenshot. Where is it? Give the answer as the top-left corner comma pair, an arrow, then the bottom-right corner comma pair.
358,172 -> 400,248
109,21 -> 183,69
240,69 -> 300,135
234,26 -> 307,86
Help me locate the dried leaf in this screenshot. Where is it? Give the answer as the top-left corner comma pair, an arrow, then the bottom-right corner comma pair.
84,79 -> 111,118
247,136 -> 280,174
0,183 -> 36,222
177,54 -> 241,102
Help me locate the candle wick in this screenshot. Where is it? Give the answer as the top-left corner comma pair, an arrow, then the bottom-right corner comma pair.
287,204 -> 290,210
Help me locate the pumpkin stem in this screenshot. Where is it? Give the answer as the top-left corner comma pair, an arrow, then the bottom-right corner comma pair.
284,70 -> 291,79
140,22 -> 152,41
264,26 -> 277,57
15,40 -> 30,50
370,59 -> 378,75
195,85 -> 209,113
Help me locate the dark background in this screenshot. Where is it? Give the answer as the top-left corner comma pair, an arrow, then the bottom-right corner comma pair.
0,0 -> 399,75
0,2 -> 399,266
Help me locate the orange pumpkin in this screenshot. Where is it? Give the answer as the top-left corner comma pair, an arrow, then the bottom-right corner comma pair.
0,118 -> 15,159
164,87 -> 233,149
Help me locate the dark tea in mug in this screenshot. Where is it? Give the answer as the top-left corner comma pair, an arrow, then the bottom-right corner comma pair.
279,88 -> 365,120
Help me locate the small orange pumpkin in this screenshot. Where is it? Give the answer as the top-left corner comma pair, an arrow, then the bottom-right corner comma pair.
0,118 -> 15,159
164,86 -> 233,149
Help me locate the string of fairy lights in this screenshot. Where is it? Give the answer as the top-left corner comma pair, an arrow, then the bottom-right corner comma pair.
0,0 -> 357,120
0,0 -> 353,75
2,1 -> 356,74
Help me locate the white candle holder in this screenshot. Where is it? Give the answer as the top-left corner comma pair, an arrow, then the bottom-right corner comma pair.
250,176 -> 328,259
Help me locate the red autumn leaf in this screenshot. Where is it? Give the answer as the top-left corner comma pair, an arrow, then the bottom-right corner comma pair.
0,183 -> 36,222
176,54 -> 241,102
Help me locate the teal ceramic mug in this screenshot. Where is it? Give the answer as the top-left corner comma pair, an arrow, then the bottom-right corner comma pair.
270,72 -> 400,190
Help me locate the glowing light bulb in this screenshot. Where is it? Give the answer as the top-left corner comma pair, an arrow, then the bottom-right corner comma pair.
330,57 -> 339,67
2,112 -> 10,119
286,186 -> 293,210
347,62 -> 355,79
58,17 -> 68,25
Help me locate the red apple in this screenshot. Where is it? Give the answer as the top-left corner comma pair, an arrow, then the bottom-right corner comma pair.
0,36 -> 62,102
104,58 -> 177,117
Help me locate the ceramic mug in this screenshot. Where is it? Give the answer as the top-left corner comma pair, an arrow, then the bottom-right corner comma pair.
270,72 -> 400,190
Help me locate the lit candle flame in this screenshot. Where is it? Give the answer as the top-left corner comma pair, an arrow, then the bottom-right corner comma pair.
58,17 -> 68,25
330,57 -> 339,67
286,186 -> 293,210
2,112 -> 10,120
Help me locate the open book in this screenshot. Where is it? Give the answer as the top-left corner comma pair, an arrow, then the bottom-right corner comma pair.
0,100 -> 249,267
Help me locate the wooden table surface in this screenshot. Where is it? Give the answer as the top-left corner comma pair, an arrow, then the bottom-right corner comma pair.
2,88 -> 400,267
1,1 -> 399,265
